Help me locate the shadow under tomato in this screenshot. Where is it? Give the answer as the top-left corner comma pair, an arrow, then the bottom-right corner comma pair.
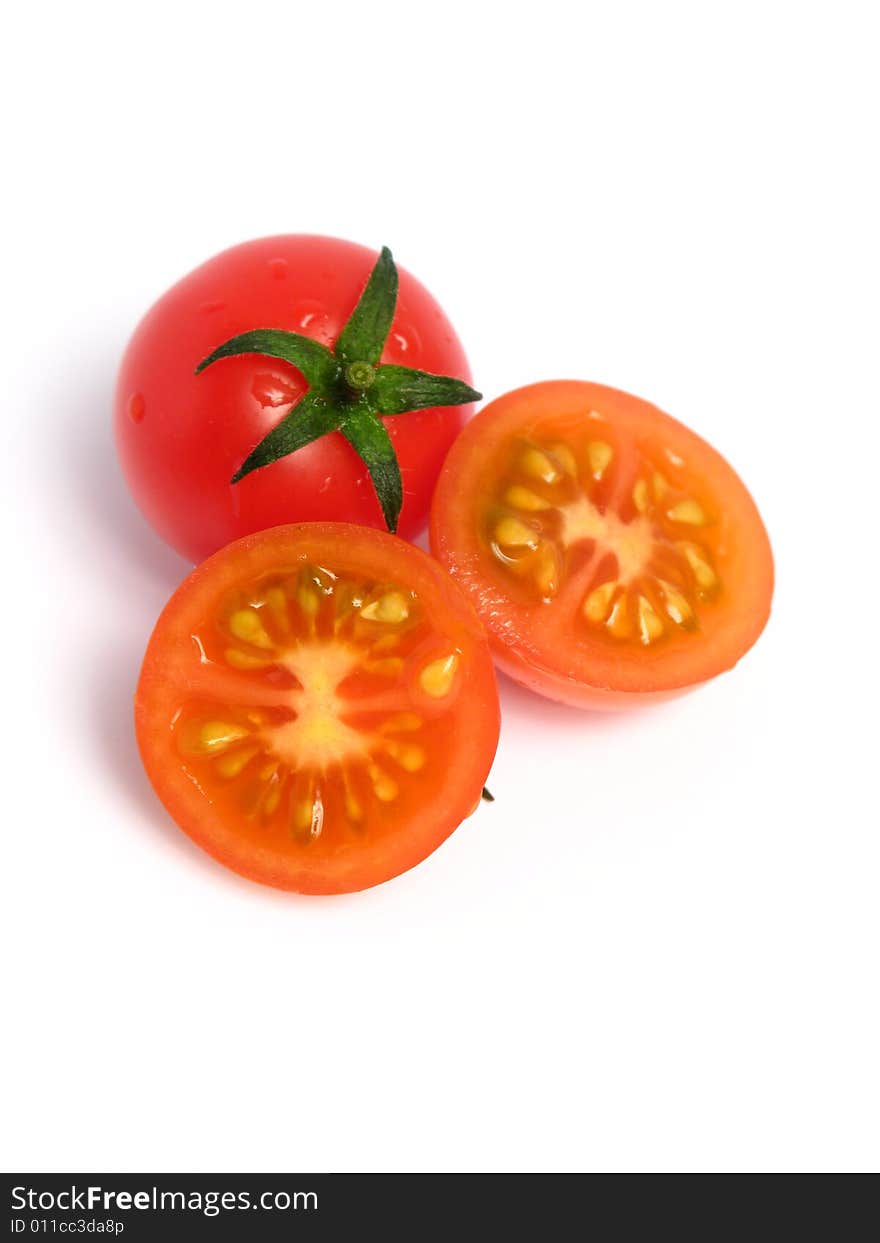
87,634 -> 209,865
55,347 -> 212,871
495,669 -> 670,732
59,356 -> 191,589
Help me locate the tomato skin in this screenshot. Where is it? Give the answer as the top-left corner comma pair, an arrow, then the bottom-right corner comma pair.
115,236 -> 474,563
430,380 -> 774,709
135,523 -> 500,894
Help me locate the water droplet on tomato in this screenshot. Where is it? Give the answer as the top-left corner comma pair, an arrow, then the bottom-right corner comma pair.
268,258 -> 288,280
390,323 -> 421,357
252,373 -> 296,408
295,301 -> 334,345
128,393 -> 146,423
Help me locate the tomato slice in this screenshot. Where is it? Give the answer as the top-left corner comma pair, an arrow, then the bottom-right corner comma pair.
136,523 -> 500,893
430,381 -> 773,707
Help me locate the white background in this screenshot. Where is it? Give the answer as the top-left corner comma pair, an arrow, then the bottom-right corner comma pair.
2,1 -> 877,1174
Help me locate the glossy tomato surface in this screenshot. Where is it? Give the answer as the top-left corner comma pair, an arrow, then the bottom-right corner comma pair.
136,523 -> 500,893
116,236 -> 474,562
431,381 -> 773,708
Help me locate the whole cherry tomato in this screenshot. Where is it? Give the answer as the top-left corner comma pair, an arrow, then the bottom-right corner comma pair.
116,236 -> 478,563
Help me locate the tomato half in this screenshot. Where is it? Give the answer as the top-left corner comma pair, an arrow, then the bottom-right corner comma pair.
135,524 -> 499,893
430,381 -> 773,708
115,236 -> 475,563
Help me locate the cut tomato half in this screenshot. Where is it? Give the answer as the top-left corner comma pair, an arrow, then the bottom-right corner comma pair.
136,523 -> 500,893
430,381 -> 773,707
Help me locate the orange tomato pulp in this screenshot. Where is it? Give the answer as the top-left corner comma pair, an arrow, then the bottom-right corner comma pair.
431,381 -> 773,708
136,524 -> 500,892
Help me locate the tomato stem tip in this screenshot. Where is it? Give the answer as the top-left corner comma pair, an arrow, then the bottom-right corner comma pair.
345,360 -> 377,392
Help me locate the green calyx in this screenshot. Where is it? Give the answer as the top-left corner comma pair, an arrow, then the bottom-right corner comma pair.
195,245 -> 481,533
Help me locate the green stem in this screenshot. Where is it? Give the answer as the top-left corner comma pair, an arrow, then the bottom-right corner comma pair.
345,360 -> 377,393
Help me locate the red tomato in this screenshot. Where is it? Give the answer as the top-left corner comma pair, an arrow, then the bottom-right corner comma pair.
431,381 -> 773,708
135,523 -> 500,893
115,236 -> 475,563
